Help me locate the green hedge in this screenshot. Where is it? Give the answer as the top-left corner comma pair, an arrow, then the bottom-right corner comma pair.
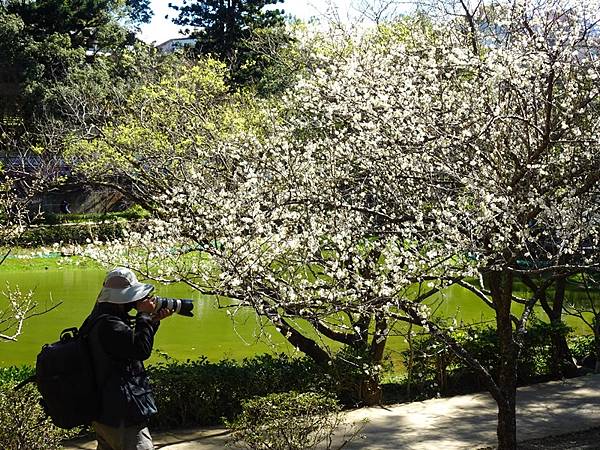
0,365 -> 35,386
7,205 -> 149,246
0,367 -> 76,448
14,221 -> 125,246
225,392 -> 345,450
0,384 -> 74,450
147,354 -> 335,429
0,355 -> 335,431
40,205 -> 149,225
568,334 -> 595,362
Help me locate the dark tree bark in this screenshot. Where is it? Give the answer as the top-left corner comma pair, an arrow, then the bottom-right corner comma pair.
522,274 -> 578,378
489,270 -> 517,450
267,310 -> 390,406
270,315 -> 331,366
357,314 -> 388,405
548,278 -> 578,377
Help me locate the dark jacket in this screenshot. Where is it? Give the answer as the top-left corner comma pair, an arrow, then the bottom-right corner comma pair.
84,303 -> 159,427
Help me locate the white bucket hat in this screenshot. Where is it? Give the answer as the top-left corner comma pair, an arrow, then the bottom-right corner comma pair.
96,267 -> 155,304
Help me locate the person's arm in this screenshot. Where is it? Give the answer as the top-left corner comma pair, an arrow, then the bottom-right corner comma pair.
98,315 -> 158,361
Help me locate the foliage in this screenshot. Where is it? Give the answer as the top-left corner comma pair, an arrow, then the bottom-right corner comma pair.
0,383 -> 73,450
0,366 -> 35,386
14,221 -> 125,247
64,56 -> 264,209
402,321 -> 572,399
326,343 -> 392,405
563,274 -> 600,371
146,353 -> 335,428
241,23 -> 302,96
40,204 -> 149,225
225,391 -> 356,450
68,1 -> 600,445
42,43 -> 183,127
0,0 -> 152,123
170,0 -> 288,86
0,327 -> 593,441
568,335 -> 595,362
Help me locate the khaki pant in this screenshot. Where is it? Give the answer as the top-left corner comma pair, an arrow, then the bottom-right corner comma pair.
93,421 -> 154,450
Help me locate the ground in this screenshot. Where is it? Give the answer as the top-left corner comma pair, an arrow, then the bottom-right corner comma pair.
518,427 -> 600,450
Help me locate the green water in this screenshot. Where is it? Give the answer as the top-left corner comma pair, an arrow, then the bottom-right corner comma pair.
0,267 -> 595,367
0,268 -> 294,367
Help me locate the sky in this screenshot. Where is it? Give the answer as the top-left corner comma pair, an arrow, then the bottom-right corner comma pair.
138,0 -> 355,45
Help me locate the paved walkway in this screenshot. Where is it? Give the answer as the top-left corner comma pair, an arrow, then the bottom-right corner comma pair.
64,374 -> 600,450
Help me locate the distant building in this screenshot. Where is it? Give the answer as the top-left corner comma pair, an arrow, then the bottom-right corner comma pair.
156,38 -> 197,53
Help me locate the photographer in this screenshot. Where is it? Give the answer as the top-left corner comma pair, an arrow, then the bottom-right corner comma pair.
84,267 -> 173,450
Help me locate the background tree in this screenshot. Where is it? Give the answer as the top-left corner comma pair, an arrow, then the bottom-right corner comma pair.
170,0 -> 288,86
0,0 -> 153,130
64,50 -> 419,404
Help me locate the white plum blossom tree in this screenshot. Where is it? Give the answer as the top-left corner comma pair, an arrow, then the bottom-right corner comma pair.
70,0 -> 599,447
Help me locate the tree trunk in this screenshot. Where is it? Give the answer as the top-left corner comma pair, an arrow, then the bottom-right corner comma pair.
489,270 -> 518,450
273,316 -> 332,366
357,314 -> 387,406
549,326 -> 577,377
272,312 -> 389,406
359,377 -> 382,405
523,273 -> 577,378
549,277 -> 577,378
358,377 -> 382,406
497,397 -> 517,450
594,315 -> 600,374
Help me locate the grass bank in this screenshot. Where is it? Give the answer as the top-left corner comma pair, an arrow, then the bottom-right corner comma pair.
0,248 -> 102,272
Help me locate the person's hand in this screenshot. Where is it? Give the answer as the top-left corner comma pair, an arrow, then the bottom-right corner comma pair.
136,296 -> 156,314
153,308 -> 174,322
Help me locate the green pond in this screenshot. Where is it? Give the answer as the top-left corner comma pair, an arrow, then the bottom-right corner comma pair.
0,266 -> 596,368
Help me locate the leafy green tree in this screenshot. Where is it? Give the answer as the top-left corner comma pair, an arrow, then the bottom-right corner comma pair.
170,0 -> 287,85
0,0 -> 153,128
1,0 -> 152,50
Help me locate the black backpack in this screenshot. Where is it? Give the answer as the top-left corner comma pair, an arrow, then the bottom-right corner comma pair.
16,314 -> 108,429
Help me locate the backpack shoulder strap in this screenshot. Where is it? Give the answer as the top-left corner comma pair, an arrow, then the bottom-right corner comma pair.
79,313 -> 111,338
14,374 -> 36,391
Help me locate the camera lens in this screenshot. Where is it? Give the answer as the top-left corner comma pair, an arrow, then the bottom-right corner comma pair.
153,297 -> 194,317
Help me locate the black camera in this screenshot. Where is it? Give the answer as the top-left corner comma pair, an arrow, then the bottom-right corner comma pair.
153,296 -> 194,317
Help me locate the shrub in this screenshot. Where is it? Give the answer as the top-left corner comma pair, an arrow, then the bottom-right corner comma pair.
116,204 -> 150,220
519,320 -> 573,376
41,205 -> 149,225
147,354 -> 335,429
15,221 -> 125,246
225,392 -> 362,450
0,383 -> 73,450
0,366 -> 35,386
401,320 -> 570,399
568,335 -> 595,363
325,345 -> 392,406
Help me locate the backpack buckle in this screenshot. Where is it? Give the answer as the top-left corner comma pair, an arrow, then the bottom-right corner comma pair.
60,328 -> 79,342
